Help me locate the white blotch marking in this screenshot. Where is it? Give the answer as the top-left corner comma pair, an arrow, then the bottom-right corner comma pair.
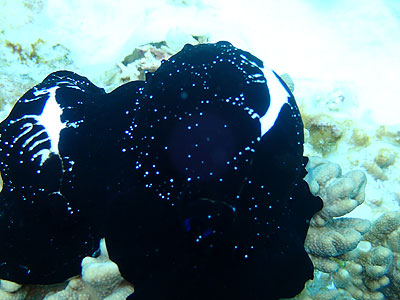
37,87 -> 66,153
14,123 -> 34,143
32,149 -> 51,163
12,86 -> 66,165
260,68 -> 290,135
239,54 -> 290,136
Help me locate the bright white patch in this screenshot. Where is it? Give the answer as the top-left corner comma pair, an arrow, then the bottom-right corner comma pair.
259,68 -> 290,135
13,123 -> 34,143
21,128 -> 47,148
12,86 -> 66,165
32,149 -> 51,163
36,86 -> 66,155
239,54 -> 290,136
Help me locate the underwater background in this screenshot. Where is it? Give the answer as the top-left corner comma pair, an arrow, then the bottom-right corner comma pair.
1,0 -> 400,299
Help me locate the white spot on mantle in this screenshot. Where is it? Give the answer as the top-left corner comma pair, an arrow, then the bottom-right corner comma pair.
36,86 -> 66,155
259,68 -> 290,135
12,86 -> 66,166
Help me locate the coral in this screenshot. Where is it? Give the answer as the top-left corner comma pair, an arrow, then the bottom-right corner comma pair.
362,148 -> 396,181
303,115 -> 344,156
375,125 -> 400,145
43,239 -> 134,300
363,212 -> 400,299
118,40 -> 192,83
351,128 -> 370,147
304,156 -> 367,227
112,36 -> 208,89
0,280 -> 27,300
104,42 -> 176,91
284,271 -> 353,300
330,231 -> 395,299
305,218 -> 370,269
4,39 -> 72,68
365,212 -> 400,245
374,149 -> 396,169
362,162 -> 388,181
296,157 -> 400,300
118,44 -> 169,82
304,157 -> 370,274
0,34 -> 74,117
0,239 -> 134,300
300,210 -> 400,300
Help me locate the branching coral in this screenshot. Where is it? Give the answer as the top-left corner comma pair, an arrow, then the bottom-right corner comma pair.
294,157 -> 400,300
361,212 -> 400,299
304,157 -> 370,273
332,242 -> 392,300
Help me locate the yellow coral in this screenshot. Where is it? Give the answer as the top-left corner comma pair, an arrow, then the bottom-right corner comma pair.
362,162 -> 388,181
351,128 -> 370,147
303,115 -> 344,155
374,148 -> 396,168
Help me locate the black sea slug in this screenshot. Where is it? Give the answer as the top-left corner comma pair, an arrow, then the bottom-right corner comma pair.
0,41 -> 321,300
